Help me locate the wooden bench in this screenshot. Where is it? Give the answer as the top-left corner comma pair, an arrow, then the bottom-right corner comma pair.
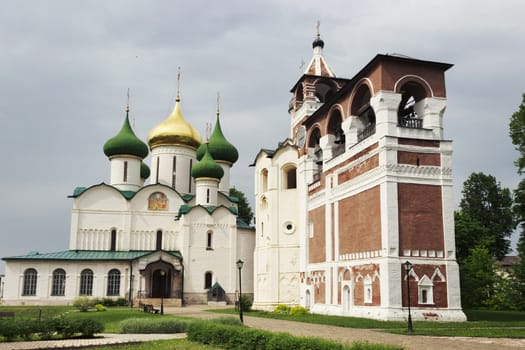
0,311 -> 15,318
142,304 -> 159,314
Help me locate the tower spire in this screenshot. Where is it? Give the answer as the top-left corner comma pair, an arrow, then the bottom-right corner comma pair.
303,21 -> 335,77
126,88 -> 130,113
216,91 -> 220,116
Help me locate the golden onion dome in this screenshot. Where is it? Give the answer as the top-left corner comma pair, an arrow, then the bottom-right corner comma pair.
147,98 -> 202,149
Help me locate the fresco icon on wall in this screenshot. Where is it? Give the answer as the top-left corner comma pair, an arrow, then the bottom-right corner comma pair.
148,192 -> 168,210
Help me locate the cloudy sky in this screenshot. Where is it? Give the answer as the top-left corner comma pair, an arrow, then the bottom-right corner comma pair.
1,1 -> 524,273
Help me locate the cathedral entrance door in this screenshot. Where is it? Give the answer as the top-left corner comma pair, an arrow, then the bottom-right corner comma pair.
151,269 -> 171,298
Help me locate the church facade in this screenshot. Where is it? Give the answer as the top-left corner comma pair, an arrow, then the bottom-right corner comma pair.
252,32 -> 466,321
2,92 -> 254,306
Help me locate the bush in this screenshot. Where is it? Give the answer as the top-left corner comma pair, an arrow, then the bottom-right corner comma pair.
72,296 -> 93,312
78,319 -> 104,337
95,304 -> 107,312
239,294 -> 253,312
187,320 -> 403,350
115,297 -> 128,306
210,316 -> 243,327
273,304 -> 291,314
119,318 -> 189,334
289,305 -> 308,316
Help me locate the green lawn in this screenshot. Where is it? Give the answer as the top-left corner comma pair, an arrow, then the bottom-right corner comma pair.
76,339 -> 222,350
208,308 -> 525,338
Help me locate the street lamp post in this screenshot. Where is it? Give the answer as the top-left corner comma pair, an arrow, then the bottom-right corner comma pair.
236,259 -> 244,324
160,270 -> 165,315
404,261 -> 414,332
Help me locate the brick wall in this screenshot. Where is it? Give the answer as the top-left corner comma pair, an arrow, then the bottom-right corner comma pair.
339,186 -> 381,254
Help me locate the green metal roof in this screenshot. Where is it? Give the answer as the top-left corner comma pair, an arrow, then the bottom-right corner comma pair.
177,204 -> 237,218
2,250 -> 182,261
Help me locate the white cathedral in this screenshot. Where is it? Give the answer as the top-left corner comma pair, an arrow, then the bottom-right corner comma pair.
3,29 -> 466,321
2,88 -> 255,307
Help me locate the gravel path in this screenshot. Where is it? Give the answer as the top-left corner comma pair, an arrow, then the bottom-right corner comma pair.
168,306 -> 525,350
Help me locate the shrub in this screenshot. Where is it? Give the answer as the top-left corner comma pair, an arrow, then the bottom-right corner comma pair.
95,304 -> 107,312
115,297 -> 128,306
72,296 -> 92,312
119,318 -> 189,334
273,304 -> 291,314
210,316 -> 243,327
289,305 -> 308,316
239,294 -> 253,312
78,319 -> 104,337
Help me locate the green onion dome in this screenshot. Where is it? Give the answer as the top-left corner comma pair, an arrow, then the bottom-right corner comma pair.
196,114 -> 238,164
140,162 -> 150,179
191,143 -> 224,180
103,111 -> 149,159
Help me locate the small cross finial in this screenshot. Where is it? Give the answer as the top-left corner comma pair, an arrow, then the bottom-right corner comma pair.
316,20 -> 321,38
216,92 -> 220,116
176,66 -> 181,101
206,122 -> 211,142
126,88 -> 130,113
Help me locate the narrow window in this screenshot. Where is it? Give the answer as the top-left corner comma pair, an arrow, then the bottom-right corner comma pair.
107,269 -> 121,296
172,156 -> 177,188
156,230 -> 163,251
261,169 -> 268,192
189,159 -> 193,192
364,275 -> 372,304
155,157 -> 160,183
206,189 -> 210,203
286,167 -> 297,189
204,271 -> 212,289
123,161 -> 128,182
79,269 -> 93,296
110,229 -> 117,251
51,269 -> 66,296
421,289 -> 428,304
22,268 -> 38,296
206,231 -> 213,250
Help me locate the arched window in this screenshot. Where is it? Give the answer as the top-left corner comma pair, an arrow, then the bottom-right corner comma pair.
308,128 -> 322,182
110,229 -> 117,251
107,269 -> 120,296
261,169 -> 268,192
79,269 -> 93,296
328,110 -> 345,156
284,166 -> 297,189
351,84 -> 376,142
206,231 -> 213,250
51,269 -> 66,296
156,230 -> 163,251
204,271 -> 213,289
206,189 -> 210,203
397,81 -> 428,128
22,268 -> 37,296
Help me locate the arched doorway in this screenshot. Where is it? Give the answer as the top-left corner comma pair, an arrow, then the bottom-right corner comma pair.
151,268 -> 171,298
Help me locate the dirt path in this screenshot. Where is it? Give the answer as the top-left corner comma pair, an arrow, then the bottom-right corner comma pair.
166,306 -> 525,350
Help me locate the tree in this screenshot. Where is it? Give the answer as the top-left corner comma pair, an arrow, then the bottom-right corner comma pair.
458,172 -> 514,258
454,211 -> 488,263
509,95 -> 525,309
460,246 -> 497,308
229,187 -> 254,225
509,93 -> 525,175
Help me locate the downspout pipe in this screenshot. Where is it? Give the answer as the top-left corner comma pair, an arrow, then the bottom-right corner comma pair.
129,260 -> 134,308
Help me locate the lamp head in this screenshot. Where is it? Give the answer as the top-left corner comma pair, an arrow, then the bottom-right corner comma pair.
236,259 -> 244,270
404,261 -> 413,272
160,270 -> 166,276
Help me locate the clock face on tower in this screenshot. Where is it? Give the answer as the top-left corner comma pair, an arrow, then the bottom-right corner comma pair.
296,126 -> 306,148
